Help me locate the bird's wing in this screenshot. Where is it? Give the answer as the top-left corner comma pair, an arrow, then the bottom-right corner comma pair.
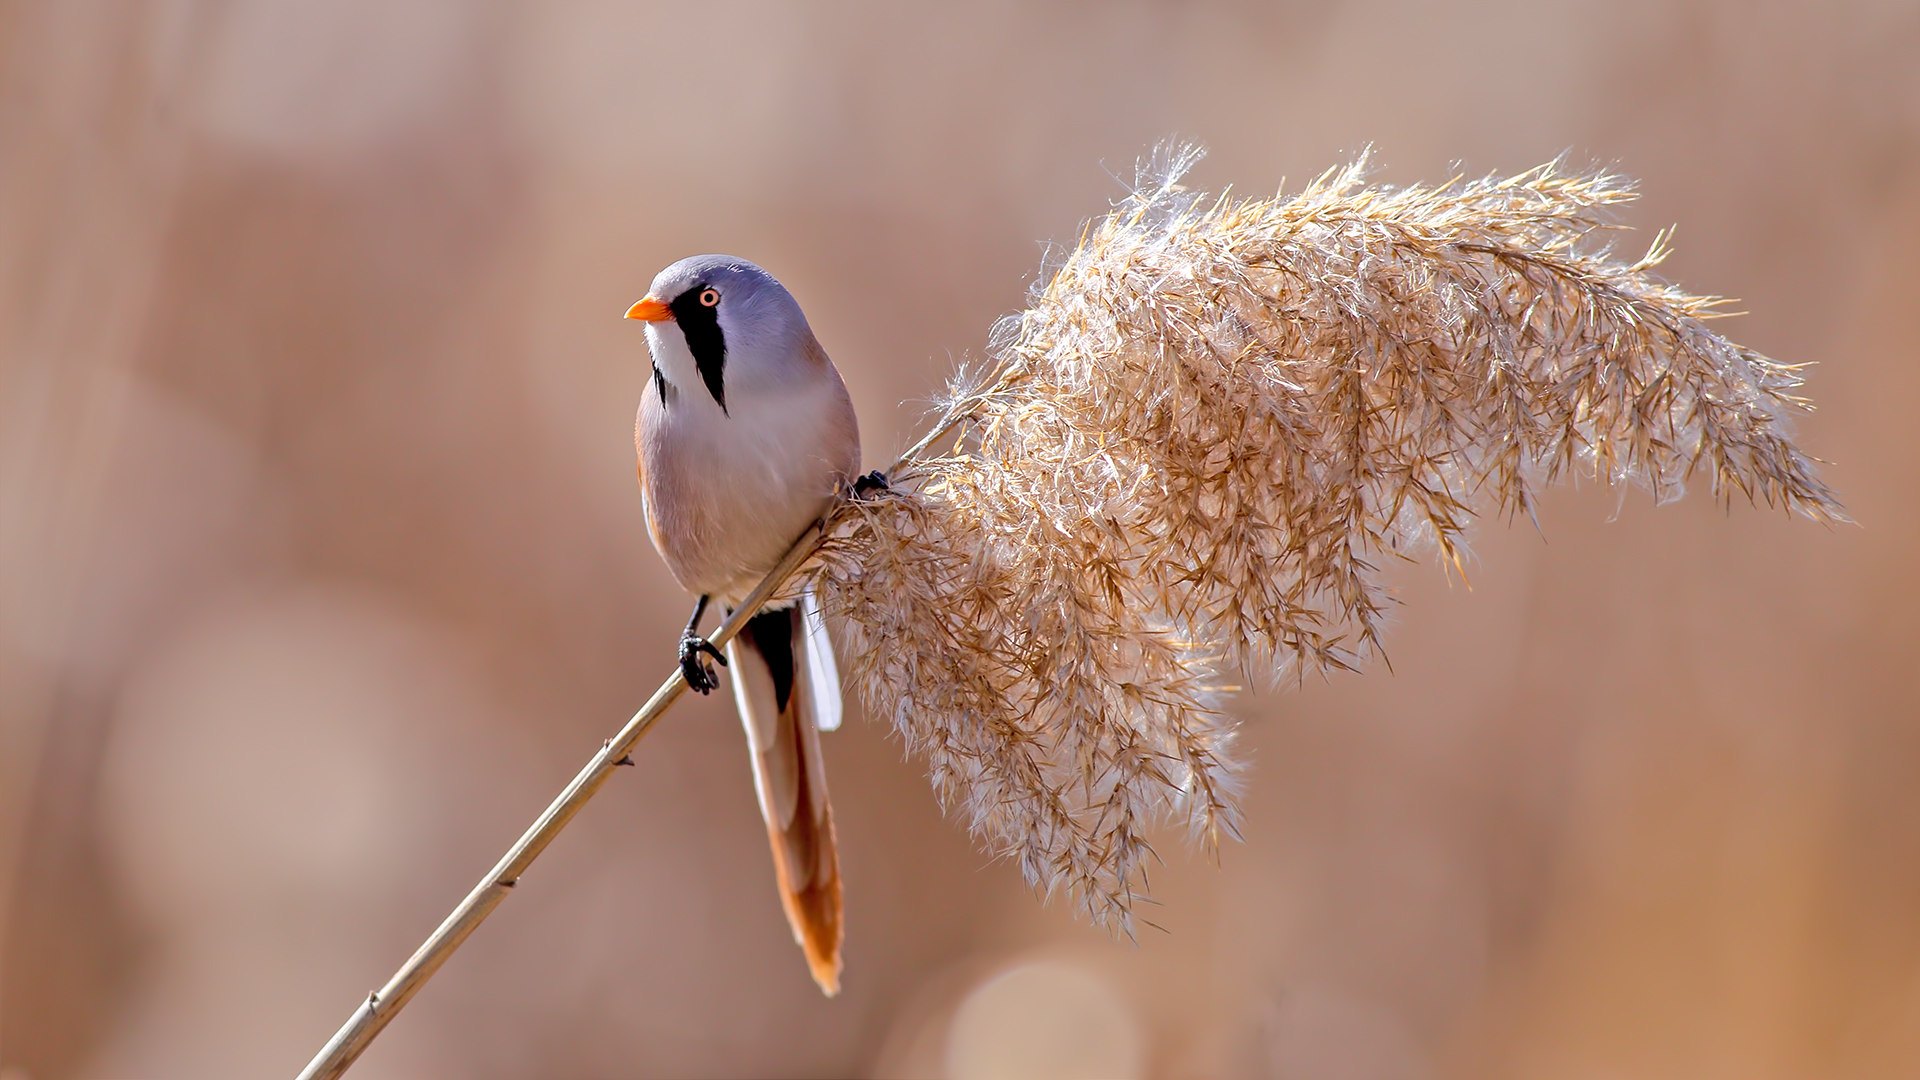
726,604 -> 844,995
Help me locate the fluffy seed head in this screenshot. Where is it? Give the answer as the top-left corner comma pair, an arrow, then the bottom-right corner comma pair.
809,144 -> 1844,932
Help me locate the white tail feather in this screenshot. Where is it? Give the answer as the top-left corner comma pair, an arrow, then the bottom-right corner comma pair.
801,586 -> 842,732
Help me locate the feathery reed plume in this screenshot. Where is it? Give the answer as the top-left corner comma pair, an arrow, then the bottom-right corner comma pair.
812,143 -> 1843,932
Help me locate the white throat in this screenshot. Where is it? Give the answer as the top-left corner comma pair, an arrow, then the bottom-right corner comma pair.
643,322 -> 719,410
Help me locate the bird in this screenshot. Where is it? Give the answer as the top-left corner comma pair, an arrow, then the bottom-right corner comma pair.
625,255 -> 864,996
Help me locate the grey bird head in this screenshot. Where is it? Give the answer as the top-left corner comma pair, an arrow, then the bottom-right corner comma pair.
625,255 -> 821,414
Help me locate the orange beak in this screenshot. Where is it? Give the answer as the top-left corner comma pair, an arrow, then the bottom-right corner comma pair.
624,295 -> 673,322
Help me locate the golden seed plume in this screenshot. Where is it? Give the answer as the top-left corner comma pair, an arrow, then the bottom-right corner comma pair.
809,143 -> 1845,933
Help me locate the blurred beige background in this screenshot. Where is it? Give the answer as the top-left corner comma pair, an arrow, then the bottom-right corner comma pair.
1,2 -> 1916,1077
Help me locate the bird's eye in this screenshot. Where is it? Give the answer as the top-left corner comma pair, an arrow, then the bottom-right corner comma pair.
699,288 -> 720,307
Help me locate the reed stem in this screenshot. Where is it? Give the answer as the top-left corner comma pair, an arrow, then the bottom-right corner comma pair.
294,520 -> 828,1080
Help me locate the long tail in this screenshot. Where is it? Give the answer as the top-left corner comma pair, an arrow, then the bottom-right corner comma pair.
725,594 -> 844,995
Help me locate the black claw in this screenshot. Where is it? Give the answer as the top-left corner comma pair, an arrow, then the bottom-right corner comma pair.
678,633 -> 727,694
852,470 -> 890,498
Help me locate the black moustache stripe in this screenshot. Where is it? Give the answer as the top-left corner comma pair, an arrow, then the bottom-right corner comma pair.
669,285 -> 727,413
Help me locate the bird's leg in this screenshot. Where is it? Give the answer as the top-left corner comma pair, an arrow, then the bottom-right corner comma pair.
678,595 -> 727,694
852,470 -> 889,498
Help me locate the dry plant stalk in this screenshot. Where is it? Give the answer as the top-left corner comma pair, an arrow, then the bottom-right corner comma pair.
811,143 -> 1843,934
300,145 -> 1841,1078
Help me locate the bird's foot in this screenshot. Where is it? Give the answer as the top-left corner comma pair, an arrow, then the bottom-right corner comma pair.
852,470 -> 890,498
678,634 -> 727,694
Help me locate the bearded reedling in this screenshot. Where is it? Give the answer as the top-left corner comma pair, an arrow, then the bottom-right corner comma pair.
626,255 -> 873,995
